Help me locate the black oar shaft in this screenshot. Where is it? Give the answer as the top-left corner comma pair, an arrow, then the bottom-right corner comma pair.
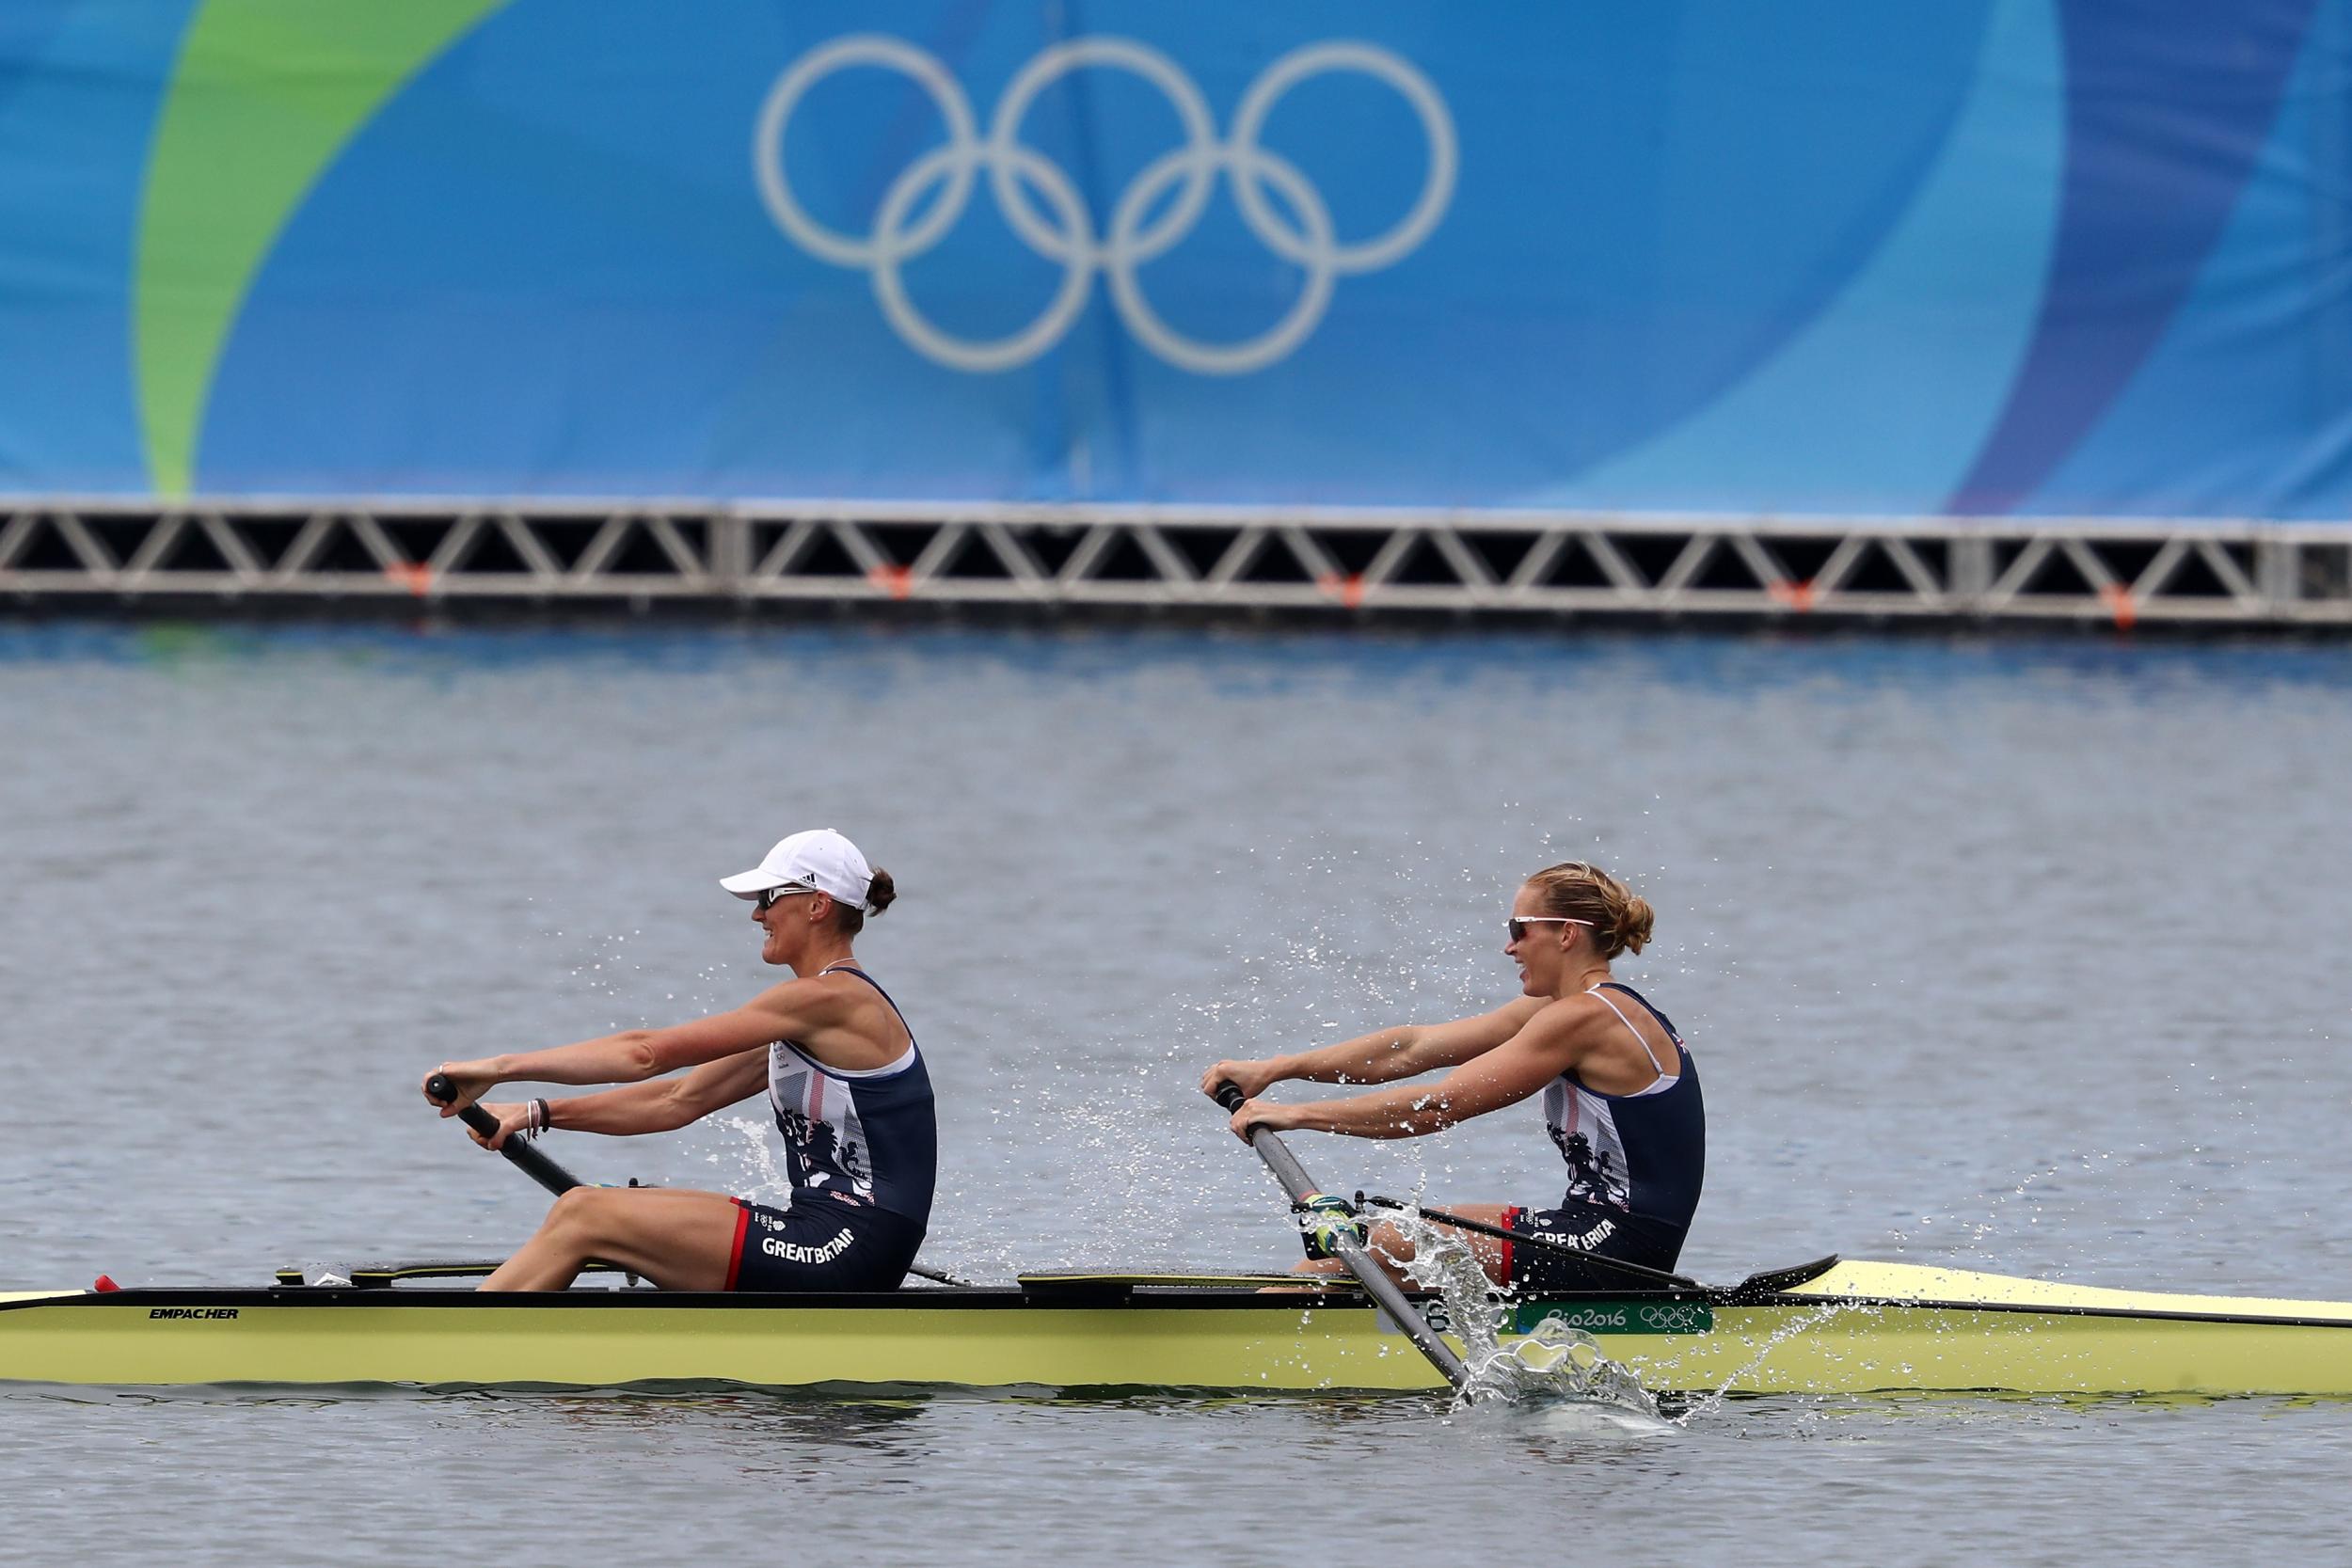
1358,1195 -> 1701,1291
425,1074 -> 583,1197
1214,1084 -> 1472,1397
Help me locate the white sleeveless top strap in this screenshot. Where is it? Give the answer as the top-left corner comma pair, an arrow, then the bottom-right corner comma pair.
1586,983 -> 1673,1080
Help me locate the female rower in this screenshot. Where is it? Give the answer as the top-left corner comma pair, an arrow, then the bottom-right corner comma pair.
421,828 -> 933,1293
1200,861 -> 1701,1294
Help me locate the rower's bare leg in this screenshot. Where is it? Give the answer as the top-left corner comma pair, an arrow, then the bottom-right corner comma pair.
481,1187 -> 744,1291
1285,1205 -> 1517,1290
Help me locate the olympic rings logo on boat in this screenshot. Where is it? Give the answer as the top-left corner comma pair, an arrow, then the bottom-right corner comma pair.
1637,1303 -> 1709,1336
752,35 -> 1457,374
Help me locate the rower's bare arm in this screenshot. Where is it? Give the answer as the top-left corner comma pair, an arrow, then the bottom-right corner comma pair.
1202,997 -> 1541,1098
548,1050 -> 769,1137
1251,1006 -> 1581,1140
1375,998 -> 1549,1077
437,977 -> 853,1101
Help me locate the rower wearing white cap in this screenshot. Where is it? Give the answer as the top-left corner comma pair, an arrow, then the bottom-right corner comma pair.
422,829 -> 937,1293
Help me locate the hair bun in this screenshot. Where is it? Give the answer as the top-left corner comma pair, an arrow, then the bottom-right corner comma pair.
1527,860 -> 1654,960
1616,895 -> 1655,956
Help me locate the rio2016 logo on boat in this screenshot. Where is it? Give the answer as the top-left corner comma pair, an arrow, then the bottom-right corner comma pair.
1510,1301 -> 1715,1336
753,35 -> 1456,374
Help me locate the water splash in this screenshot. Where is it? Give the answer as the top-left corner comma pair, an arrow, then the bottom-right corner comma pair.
1377,1209 -> 1666,1423
1667,1294 -> 1882,1424
702,1116 -> 794,1204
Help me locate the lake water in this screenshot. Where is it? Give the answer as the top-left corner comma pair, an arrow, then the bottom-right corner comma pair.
3,621 -> 2349,1564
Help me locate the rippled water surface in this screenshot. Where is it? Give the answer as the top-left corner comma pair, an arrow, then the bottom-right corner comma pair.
3,621 -> 2350,1564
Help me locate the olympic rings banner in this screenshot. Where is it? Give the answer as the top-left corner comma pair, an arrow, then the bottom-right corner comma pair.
755,36 -> 1457,378
5,0 -> 2352,517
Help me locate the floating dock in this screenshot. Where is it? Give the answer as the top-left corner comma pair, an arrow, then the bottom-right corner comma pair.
6,499 -> 2349,629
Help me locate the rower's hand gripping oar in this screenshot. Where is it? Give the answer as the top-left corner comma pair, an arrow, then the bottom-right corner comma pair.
425,1073 -> 584,1197
1214,1083 -> 1475,1399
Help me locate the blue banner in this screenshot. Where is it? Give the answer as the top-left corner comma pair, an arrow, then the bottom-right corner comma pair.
2,0 -> 2347,516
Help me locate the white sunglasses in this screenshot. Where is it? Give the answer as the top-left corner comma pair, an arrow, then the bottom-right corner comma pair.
1507,915 -> 1593,941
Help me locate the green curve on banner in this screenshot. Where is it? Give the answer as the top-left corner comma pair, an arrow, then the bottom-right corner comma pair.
135,0 -> 513,497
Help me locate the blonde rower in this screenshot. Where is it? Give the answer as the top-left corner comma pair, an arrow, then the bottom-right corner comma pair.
1202,861 -> 1702,1292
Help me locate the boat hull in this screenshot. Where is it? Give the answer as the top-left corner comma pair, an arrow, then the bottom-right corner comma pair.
8,1263 -> 2352,1398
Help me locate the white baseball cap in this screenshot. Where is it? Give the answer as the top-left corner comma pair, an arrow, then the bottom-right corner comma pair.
720,828 -> 874,911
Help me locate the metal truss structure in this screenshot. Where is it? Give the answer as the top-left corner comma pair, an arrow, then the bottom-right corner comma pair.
4,499 -> 2350,627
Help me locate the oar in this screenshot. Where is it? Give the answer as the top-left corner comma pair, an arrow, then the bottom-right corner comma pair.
1213,1082 -> 1474,1399
425,1073 -> 583,1196
1356,1195 -> 1701,1291
423,1073 -> 971,1288
1357,1194 -> 1841,1307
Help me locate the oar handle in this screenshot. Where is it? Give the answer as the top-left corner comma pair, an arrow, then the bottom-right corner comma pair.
426,1073 -> 583,1197
1211,1081 -> 1474,1397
